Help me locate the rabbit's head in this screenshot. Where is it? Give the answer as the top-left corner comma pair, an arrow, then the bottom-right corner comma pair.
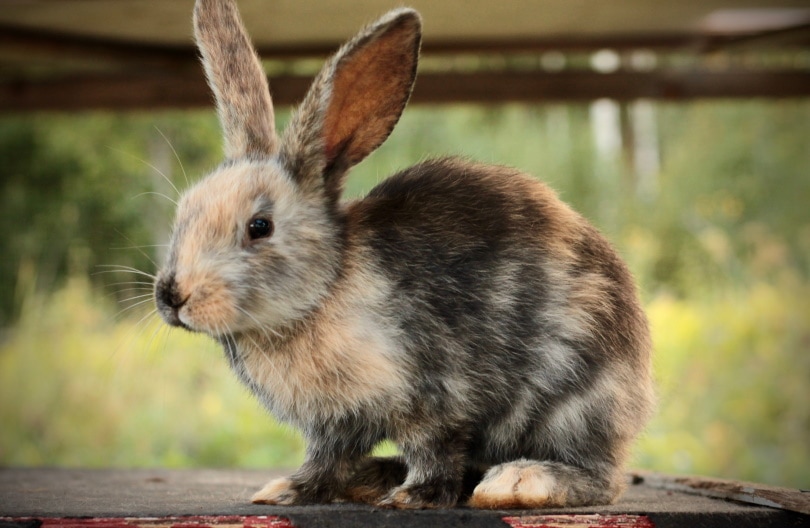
155,0 -> 421,337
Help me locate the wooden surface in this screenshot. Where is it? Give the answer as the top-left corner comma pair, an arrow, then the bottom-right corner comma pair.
1,469 -> 808,527
632,471 -> 810,515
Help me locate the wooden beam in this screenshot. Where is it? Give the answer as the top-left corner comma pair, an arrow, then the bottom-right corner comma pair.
411,70 -> 810,102
0,72 -> 310,112
0,25 -> 197,70
0,23 -> 782,66
2,69 -> 810,112
703,22 -> 810,52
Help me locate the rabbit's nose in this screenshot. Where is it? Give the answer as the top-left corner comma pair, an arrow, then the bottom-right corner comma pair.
155,274 -> 189,327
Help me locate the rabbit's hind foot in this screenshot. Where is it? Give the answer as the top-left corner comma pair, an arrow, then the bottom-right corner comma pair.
469,460 -> 620,509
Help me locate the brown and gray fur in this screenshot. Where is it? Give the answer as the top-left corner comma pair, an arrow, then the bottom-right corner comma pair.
154,0 -> 655,509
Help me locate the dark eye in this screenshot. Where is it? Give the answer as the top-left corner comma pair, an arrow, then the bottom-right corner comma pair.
247,217 -> 273,240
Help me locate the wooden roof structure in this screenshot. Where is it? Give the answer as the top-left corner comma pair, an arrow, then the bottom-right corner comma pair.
1,0 -> 809,112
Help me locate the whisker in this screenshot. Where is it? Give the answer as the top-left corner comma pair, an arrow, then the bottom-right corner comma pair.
105,284 -> 154,298
107,280 -> 155,287
119,292 -> 155,304
112,231 -> 159,270
236,306 -> 282,341
109,245 -> 169,251
129,191 -> 179,206
114,297 -> 156,319
118,285 -> 154,290
129,310 -> 162,353
108,289 -> 152,300
107,146 -> 181,197
216,323 -> 232,350
154,126 -> 190,190
95,264 -> 156,273
225,322 -> 282,385
118,296 -> 155,310
133,307 -> 160,333
227,316 -> 283,386
109,285 -> 153,293
245,335 -> 270,368
105,307 -> 160,367
94,269 -> 156,281
240,312 -> 279,353
95,265 -> 157,281
144,315 -> 169,354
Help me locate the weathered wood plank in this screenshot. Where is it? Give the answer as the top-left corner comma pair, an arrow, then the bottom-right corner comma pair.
632,471 -> 810,516
2,70 -> 810,112
2,468 -> 809,528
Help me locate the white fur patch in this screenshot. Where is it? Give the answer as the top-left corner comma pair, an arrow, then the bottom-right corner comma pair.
251,476 -> 296,504
469,461 -> 557,509
236,261 -> 410,426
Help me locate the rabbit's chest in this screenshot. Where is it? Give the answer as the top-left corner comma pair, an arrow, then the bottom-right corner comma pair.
232,314 -> 408,423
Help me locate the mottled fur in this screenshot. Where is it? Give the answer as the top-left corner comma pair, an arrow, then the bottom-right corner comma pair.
155,0 -> 654,510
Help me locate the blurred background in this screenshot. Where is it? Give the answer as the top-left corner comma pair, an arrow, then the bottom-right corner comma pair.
0,1 -> 808,488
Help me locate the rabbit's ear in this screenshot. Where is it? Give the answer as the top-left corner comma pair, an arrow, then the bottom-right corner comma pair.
194,0 -> 278,159
281,9 -> 421,201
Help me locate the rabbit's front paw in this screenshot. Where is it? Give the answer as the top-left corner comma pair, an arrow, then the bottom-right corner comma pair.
251,477 -> 299,505
377,481 -> 459,509
343,456 -> 407,504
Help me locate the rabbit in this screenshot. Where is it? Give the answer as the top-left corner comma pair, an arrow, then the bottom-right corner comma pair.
154,0 -> 655,510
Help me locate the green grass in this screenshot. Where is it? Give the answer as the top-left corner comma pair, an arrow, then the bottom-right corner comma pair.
1,274 -> 807,487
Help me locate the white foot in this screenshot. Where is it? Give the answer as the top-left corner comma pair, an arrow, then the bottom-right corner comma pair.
251,477 -> 299,505
469,461 -> 561,509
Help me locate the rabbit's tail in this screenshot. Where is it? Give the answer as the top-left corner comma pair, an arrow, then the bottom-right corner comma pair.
468,459 -> 623,509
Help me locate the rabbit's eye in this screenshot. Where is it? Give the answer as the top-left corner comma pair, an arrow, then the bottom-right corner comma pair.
248,217 -> 273,240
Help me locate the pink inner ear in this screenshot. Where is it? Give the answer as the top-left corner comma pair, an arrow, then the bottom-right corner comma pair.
322,15 -> 420,168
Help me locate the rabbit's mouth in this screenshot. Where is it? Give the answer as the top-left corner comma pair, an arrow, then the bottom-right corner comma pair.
154,260 -> 249,336
159,304 -> 191,331
154,276 -> 193,331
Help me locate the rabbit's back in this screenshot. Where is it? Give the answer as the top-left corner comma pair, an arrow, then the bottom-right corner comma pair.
347,157 -> 653,467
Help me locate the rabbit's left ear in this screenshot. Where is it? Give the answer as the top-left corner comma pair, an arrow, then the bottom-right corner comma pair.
281,9 -> 421,202
194,0 -> 278,159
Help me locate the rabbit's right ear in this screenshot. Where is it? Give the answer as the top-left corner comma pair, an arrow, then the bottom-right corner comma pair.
194,0 -> 278,159
281,9 -> 421,203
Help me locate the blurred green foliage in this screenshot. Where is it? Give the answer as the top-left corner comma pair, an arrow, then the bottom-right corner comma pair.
0,101 -> 808,488
0,276 -> 303,468
0,113 -> 223,323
